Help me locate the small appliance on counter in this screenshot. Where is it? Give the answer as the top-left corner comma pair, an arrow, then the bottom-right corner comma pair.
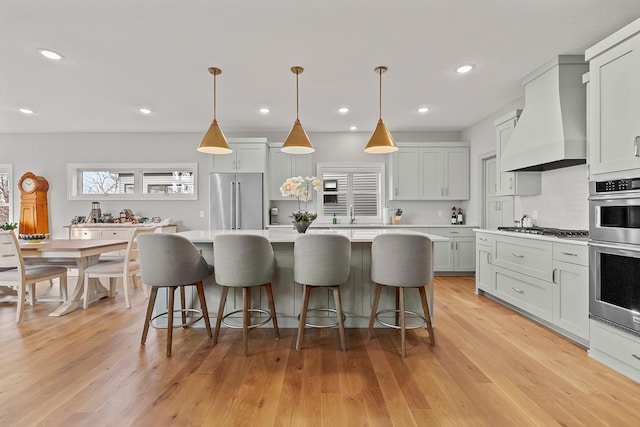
270,207 -> 279,225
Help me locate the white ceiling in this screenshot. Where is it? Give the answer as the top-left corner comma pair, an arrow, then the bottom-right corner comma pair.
2,1 -> 640,135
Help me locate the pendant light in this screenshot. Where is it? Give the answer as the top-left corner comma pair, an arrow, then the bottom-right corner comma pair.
364,66 -> 398,154
282,66 -> 314,154
197,67 -> 232,154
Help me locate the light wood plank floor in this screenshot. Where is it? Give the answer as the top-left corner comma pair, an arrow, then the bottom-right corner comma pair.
1,277 -> 639,426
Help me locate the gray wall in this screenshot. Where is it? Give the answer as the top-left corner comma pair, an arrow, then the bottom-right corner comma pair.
1,129 -> 465,237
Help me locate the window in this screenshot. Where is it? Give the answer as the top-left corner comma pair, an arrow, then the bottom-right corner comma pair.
67,163 -> 197,200
316,162 -> 385,224
0,164 -> 12,224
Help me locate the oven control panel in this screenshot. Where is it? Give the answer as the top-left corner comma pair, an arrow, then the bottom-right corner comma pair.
595,178 -> 640,192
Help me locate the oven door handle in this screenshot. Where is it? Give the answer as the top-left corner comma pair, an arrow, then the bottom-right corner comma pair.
589,241 -> 640,252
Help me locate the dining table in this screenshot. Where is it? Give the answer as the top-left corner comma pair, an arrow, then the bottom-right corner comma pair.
20,238 -> 128,316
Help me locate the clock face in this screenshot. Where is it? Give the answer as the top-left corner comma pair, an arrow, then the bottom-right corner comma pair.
21,177 -> 35,192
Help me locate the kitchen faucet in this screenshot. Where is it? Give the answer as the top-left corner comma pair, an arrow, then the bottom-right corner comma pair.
350,205 -> 356,223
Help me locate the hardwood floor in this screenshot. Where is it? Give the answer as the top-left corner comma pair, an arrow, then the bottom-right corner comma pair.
1,277 -> 638,426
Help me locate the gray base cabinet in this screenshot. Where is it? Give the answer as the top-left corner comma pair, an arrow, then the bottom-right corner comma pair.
429,227 -> 475,273
475,231 -> 589,346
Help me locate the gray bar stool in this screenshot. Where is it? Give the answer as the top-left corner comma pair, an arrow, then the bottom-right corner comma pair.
213,234 -> 280,356
137,233 -> 214,357
294,233 -> 351,351
368,233 -> 435,357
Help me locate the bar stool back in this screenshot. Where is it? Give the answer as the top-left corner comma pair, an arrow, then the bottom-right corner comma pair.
213,234 -> 279,356
368,233 -> 435,357
294,233 -> 351,351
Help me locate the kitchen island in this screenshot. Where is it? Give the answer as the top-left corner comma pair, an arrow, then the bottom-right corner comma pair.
178,228 -> 448,328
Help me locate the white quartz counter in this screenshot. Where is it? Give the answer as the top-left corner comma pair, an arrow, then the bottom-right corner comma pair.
267,223 -> 477,230
179,228 -> 450,244
473,229 -> 588,246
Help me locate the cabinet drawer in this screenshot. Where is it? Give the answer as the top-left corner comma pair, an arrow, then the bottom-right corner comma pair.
590,320 -> 640,374
553,243 -> 588,266
494,266 -> 552,322
70,229 -> 101,239
100,230 -> 131,239
429,227 -> 475,237
493,236 -> 552,281
476,233 -> 494,246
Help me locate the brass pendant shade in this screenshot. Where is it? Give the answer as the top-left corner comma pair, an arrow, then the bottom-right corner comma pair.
364,66 -> 398,154
282,66 -> 314,154
197,67 -> 232,155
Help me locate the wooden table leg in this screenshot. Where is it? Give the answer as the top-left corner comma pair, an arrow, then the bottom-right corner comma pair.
49,255 -> 105,316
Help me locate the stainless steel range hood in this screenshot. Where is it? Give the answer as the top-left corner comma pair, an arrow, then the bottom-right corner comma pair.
501,55 -> 588,172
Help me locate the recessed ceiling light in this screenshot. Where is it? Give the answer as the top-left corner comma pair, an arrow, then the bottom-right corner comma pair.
259,107 -> 270,114
139,108 -> 152,115
37,49 -> 64,61
350,126 -> 357,131
338,107 -> 350,114
19,108 -> 34,115
418,107 -> 430,113
456,64 -> 474,74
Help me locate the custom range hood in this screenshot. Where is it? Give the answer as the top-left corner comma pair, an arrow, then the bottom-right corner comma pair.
501,55 -> 588,172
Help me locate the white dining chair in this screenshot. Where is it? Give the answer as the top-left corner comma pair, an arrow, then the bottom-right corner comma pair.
0,231 -> 68,322
82,226 -> 157,309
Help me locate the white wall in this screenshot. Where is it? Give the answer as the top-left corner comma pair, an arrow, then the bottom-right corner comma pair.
1,129 -> 465,237
462,97 -> 589,230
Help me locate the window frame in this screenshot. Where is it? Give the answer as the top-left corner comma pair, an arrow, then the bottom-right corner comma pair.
67,163 -> 198,201
316,162 -> 385,224
0,163 -> 13,224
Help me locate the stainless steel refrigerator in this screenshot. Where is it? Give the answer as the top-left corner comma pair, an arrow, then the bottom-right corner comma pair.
210,173 -> 263,229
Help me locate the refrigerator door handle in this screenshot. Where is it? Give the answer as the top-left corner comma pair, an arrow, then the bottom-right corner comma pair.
236,181 -> 241,229
230,182 -> 236,229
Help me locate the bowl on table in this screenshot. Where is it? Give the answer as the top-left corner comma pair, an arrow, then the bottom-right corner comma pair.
19,233 -> 49,243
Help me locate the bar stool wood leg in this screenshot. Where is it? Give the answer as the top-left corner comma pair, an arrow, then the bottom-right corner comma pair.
243,288 -> 252,356
419,285 -> 435,345
296,285 -> 311,351
333,286 -> 347,352
141,287 -> 158,345
368,283 -> 383,340
167,286 -> 175,357
265,283 -> 280,339
196,281 -> 213,338
399,287 -> 406,358
214,286 -> 229,344
180,286 -> 187,328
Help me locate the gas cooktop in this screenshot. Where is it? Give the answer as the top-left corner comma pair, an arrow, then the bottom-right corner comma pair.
497,226 -> 589,238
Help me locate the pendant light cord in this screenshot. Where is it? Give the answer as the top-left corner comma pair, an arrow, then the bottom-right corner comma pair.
213,73 -> 217,120
296,71 -> 300,120
378,68 -> 382,120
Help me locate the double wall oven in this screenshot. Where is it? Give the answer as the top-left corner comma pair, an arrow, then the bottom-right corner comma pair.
589,179 -> 640,334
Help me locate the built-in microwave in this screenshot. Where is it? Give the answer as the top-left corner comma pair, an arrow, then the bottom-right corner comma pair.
589,180 -> 640,245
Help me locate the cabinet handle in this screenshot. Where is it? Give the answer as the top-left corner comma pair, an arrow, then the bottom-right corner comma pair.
509,177 -> 513,190
237,160 -> 240,169
498,201 -> 501,210
450,242 -> 454,250
450,231 -> 459,234
635,136 -> 640,157
487,253 -> 492,264
633,354 -> 640,361
511,252 -> 524,258
441,188 -> 444,196
552,268 -> 557,284
512,287 -> 524,294
445,188 -> 448,196
455,241 -> 458,250
232,160 -> 236,169
494,183 -> 497,192
561,252 -> 578,257
479,237 -> 487,241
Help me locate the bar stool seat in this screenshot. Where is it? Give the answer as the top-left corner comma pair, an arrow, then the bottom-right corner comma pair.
294,233 -> 351,351
367,233 -> 435,357
213,234 -> 280,357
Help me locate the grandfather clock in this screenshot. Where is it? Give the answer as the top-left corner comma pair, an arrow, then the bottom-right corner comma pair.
18,172 -> 49,235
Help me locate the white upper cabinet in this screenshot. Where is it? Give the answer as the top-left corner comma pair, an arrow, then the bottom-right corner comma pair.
268,146 -> 313,200
211,139 -> 267,173
586,19 -> 640,180
389,142 -> 469,200
485,156 -> 497,198
495,111 -> 541,196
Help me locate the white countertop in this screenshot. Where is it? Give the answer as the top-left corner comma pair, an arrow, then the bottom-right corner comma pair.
179,228 -> 450,244
267,223 -> 477,229
474,229 -> 589,246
